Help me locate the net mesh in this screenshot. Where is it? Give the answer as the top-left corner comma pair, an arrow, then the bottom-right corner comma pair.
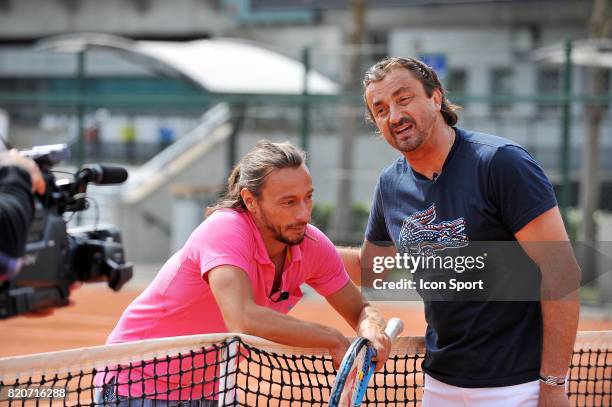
0,332 -> 609,406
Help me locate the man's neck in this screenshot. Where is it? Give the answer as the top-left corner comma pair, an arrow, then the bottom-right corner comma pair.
249,212 -> 288,261
404,122 -> 455,180
261,234 -> 287,263
266,239 -> 287,277
269,244 -> 287,265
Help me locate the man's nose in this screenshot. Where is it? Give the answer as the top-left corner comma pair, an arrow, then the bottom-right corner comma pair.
389,104 -> 402,125
295,202 -> 311,223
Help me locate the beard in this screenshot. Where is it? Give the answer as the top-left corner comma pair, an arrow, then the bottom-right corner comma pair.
260,209 -> 307,246
388,116 -> 428,153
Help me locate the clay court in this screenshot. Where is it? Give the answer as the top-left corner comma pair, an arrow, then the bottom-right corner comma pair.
1,282 -> 611,406
1,282 -> 611,358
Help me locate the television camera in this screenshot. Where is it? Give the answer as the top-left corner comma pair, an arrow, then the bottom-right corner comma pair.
0,144 -> 133,318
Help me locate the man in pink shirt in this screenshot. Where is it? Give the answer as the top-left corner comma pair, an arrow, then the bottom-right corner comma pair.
97,140 -> 391,406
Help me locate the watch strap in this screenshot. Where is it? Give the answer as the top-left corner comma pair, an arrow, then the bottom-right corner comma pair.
539,374 -> 566,386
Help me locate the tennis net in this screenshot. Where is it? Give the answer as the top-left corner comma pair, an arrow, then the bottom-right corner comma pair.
0,331 -> 609,406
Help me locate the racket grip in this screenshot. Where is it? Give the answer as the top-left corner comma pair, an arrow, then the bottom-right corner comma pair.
384,317 -> 404,342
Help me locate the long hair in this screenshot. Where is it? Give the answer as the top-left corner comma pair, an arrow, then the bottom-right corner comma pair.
206,140 -> 306,216
363,57 -> 461,126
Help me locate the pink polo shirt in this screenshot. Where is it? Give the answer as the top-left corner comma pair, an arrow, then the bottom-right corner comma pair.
103,209 -> 349,400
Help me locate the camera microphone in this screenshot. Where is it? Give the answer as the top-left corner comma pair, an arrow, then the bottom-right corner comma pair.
4,145 -> 133,319
78,164 -> 128,185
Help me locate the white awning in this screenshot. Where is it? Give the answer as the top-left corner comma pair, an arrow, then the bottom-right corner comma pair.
36,33 -> 339,94
532,39 -> 612,68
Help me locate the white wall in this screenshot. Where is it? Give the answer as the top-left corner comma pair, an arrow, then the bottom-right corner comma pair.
0,0 -> 232,38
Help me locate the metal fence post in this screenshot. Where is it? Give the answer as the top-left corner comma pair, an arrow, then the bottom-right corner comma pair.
560,39 -> 573,225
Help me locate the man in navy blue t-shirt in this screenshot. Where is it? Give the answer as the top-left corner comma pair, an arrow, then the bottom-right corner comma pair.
339,57 -> 580,406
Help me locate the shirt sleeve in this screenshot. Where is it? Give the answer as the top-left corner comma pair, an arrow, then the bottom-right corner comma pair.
185,211 -> 255,281
0,165 -> 34,258
488,145 -> 558,234
365,178 -> 393,245
304,226 -> 350,297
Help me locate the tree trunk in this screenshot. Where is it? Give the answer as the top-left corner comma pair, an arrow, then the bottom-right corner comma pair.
580,0 -> 611,297
330,0 -> 365,244
580,69 -> 605,245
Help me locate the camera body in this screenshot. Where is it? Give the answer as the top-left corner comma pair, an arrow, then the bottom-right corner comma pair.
0,144 -> 133,318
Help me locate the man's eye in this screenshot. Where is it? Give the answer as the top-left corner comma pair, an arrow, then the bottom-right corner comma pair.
399,97 -> 412,104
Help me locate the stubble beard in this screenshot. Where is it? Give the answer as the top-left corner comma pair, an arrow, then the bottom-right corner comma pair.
260,208 -> 306,246
393,128 -> 428,153
388,115 -> 435,153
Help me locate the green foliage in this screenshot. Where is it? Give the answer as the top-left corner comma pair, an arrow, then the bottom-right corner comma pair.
311,202 -> 371,245
350,202 -> 370,238
311,203 -> 334,231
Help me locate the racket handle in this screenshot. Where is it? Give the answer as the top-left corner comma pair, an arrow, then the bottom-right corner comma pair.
384,317 -> 404,342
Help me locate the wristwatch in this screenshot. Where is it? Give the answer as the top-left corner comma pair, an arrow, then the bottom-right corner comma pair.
539,374 -> 566,386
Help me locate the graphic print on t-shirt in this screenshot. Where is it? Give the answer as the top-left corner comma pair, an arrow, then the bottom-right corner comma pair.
398,204 -> 468,255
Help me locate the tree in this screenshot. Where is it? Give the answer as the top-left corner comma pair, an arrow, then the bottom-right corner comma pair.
330,0 -> 366,244
580,0 -> 611,299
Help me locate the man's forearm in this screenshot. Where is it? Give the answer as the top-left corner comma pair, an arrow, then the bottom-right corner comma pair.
337,246 -> 362,285
540,298 -> 579,377
537,241 -> 581,379
241,303 -> 347,350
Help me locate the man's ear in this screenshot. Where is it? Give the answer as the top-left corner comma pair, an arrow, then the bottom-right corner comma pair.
432,88 -> 442,110
240,188 -> 256,212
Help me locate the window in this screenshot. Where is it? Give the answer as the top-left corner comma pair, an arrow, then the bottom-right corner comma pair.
537,67 -> 561,113
365,31 -> 388,68
446,68 -> 467,96
0,77 -> 46,92
490,68 -> 514,114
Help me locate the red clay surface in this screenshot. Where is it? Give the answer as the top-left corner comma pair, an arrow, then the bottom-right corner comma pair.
1,283 -> 610,358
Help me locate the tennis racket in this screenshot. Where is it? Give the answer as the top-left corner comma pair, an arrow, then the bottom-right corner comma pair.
328,317 -> 404,407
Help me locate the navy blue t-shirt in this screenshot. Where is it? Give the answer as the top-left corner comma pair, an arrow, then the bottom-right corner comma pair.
365,127 -> 558,387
